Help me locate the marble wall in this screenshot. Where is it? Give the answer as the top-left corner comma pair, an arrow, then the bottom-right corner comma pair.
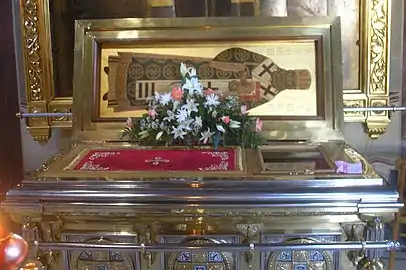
15,0 -> 405,182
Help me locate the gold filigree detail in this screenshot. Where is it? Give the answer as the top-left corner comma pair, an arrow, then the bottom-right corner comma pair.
365,126 -> 388,139
362,0 -> 391,138
343,100 -> 366,118
54,210 -> 353,219
69,237 -> 135,270
48,98 -> 73,128
51,108 -> 71,122
369,100 -> 388,116
22,0 -> 42,101
26,107 -> 47,126
368,0 -> 389,95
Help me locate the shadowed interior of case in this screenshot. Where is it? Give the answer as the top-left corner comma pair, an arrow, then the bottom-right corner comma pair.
260,149 -> 334,173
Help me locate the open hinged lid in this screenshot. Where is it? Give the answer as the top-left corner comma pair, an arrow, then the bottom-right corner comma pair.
71,16 -> 343,143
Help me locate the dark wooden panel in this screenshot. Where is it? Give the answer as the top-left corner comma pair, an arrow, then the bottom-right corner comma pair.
0,0 -> 24,193
175,0 -> 209,16
148,0 -> 176,17
212,0 -> 233,16
50,0 -> 149,97
230,0 -> 256,16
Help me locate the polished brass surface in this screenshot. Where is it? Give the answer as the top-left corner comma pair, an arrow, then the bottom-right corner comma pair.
7,5 -> 401,270
2,181 -> 401,270
16,0 -> 394,141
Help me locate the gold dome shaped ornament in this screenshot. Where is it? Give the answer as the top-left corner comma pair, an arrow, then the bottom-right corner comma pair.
356,258 -> 384,270
0,233 -> 29,269
18,260 -> 45,270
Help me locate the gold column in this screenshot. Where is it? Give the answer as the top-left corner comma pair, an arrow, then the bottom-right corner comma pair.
259,0 -> 287,16
147,0 -> 175,17
19,0 -> 55,142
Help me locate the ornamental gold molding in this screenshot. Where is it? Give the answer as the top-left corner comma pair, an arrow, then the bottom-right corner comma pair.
343,0 -> 391,139
18,0 -> 392,141
353,0 -> 391,139
19,0 -> 54,142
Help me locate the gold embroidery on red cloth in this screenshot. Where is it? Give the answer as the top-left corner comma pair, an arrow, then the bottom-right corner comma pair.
145,156 -> 170,166
79,161 -> 110,171
201,151 -> 229,161
88,151 -> 121,160
199,151 -> 231,171
79,151 -> 121,171
203,161 -> 229,171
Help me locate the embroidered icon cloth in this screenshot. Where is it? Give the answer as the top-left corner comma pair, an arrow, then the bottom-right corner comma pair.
334,160 -> 363,174
72,149 -> 237,171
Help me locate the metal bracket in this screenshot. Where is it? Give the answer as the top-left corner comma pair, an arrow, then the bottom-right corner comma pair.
15,106 -> 406,119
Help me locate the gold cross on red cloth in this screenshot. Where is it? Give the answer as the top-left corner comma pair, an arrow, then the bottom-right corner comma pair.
145,156 -> 170,166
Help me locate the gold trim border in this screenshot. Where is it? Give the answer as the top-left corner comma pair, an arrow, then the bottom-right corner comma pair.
18,0 -> 391,141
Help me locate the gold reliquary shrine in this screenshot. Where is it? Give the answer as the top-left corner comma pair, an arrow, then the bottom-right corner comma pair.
3,17 -> 402,270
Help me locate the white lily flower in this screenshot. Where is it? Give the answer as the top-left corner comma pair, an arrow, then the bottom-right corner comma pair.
190,77 -> 203,95
193,116 -> 203,128
182,78 -> 194,94
180,63 -> 189,77
159,92 -> 171,105
200,128 -> 214,144
175,108 -> 189,123
216,124 -> 226,133
181,99 -> 199,114
163,110 -> 175,122
182,77 -> 203,96
188,67 -> 197,77
179,119 -> 193,131
171,126 -> 187,139
205,94 -> 220,107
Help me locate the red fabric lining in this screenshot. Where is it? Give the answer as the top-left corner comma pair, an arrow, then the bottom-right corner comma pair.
72,149 -> 237,171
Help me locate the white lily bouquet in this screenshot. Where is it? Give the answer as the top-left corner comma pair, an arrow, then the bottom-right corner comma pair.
122,63 -> 263,149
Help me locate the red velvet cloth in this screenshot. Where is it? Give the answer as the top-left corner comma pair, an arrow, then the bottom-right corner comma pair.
73,149 -> 237,171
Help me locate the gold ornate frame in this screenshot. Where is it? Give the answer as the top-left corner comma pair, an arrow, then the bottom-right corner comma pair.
71,17 -> 341,143
17,0 -> 392,141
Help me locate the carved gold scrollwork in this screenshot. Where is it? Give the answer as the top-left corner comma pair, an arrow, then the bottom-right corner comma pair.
344,100 -> 366,119
368,0 -> 388,95
22,0 -> 42,101
362,0 -> 391,138
20,0 -> 54,142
